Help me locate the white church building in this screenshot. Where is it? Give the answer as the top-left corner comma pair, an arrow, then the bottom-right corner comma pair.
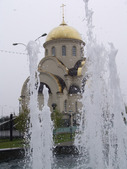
20,16 -> 86,127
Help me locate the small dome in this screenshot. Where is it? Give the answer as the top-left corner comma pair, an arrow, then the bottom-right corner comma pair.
46,22 -> 82,42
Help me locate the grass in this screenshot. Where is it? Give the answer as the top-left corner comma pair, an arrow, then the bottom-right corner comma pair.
0,138 -> 24,149
54,133 -> 75,144
0,133 -> 75,149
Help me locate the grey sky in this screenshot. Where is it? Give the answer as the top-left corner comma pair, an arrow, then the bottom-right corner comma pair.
0,0 -> 127,116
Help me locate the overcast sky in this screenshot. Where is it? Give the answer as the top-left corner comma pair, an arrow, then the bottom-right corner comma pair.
0,0 -> 127,117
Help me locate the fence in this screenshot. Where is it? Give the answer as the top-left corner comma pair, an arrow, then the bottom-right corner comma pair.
0,130 -> 22,138
0,114 -> 23,140
53,126 -> 77,135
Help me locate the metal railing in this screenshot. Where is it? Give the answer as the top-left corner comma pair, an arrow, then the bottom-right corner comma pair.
53,126 -> 77,135
0,114 -> 23,140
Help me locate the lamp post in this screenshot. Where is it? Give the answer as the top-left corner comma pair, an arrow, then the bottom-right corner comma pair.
12,43 -> 26,47
12,33 -> 47,47
13,33 -> 47,114
69,110 -> 73,139
34,33 -> 47,41
52,103 -> 57,121
10,113 -> 13,141
52,103 -> 57,112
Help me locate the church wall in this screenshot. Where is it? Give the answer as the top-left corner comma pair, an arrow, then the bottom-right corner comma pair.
20,79 -> 30,112
67,94 -> 82,126
39,73 -> 59,93
38,93 -> 53,112
38,58 -> 66,80
64,75 -> 73,91
68,94 -> 82,113
44,39 -> 83,69
56,93 -> 64,112
71,76 -> 83,88
56,89 -> 68,113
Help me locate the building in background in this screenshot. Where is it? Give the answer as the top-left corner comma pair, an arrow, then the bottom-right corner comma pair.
20,16 -> 86,127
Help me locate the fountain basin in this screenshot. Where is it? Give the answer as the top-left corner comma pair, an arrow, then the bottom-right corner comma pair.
0,143 -> 79,163
0,148 -> 24,163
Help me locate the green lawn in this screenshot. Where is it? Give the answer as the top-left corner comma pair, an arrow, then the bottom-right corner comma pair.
0,138 -> 24,149
0,133 -> 74,149
54,133 -> 75,144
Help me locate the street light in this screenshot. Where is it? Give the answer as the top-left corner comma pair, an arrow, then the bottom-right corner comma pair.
12,33 -> 47,116
12,33 -> 47,46
12,43 -> 26,47
35,33 -> 47,41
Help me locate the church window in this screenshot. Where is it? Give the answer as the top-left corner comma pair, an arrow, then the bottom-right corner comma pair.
75,101 -> 78,112
62,46 -> 66,56
45,49 -> 48,56
52,46 -> 55,56
72,46 -> 76,56
64,100 -> 67,112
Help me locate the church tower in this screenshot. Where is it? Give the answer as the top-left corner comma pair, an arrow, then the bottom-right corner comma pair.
20,7 -> 86,127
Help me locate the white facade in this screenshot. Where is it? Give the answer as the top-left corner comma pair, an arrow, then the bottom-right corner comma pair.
20,20 -> 86,126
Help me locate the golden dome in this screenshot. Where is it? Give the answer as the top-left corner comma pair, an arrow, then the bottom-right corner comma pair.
46,21 -> 82,42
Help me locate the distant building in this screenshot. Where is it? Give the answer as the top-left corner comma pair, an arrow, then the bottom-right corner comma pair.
20,17 -> 86,127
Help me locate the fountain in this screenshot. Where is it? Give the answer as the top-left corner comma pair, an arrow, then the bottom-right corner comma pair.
24,41 -> 53,169
75,0 -> 127,169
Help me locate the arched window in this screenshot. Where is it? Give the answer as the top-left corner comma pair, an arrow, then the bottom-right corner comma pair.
45,49 -> 48,56
64,100 -> 67,112
52,46 -> 55,56
72,46 -> 76,56
62,46 -> 66,56
75,101 -> 78,112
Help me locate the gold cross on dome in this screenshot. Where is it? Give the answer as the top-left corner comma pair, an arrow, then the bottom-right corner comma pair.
61,4 -> 66,21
